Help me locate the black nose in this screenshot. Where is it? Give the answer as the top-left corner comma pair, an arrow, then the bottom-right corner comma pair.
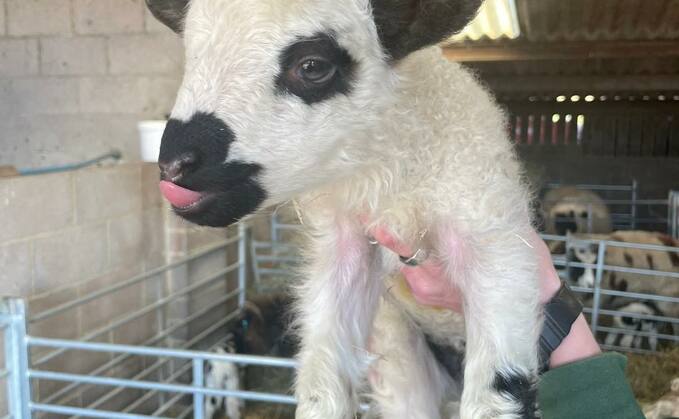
158,113 -> 235,183
159,152 -> 197,182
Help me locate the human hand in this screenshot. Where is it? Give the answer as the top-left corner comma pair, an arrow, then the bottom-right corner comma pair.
367,226 -> 561,311
366,225 -> 600,368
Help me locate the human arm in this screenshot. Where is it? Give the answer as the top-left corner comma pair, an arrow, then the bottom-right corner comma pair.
366,226 -> 644,418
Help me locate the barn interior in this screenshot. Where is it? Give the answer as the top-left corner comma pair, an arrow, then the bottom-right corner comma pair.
449,0 -> 679,214
0,0 -> 677,418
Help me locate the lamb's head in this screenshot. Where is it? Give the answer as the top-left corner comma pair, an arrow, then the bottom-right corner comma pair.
148,0 -> 481,226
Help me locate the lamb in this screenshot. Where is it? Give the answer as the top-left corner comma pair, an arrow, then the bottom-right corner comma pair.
541,187 -> 612,237
566,230 -> 679,350
147,0 -> 542,418
205,345 -> 242,419
204,294 -> 297,419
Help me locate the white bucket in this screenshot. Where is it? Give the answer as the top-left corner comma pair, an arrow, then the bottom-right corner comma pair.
137,120 -> 167,162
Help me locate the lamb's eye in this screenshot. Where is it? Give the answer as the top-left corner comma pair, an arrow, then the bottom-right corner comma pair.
297,57 -> 336,84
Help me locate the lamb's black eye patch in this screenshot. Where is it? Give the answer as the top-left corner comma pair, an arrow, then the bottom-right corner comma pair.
275,33 -> 356,105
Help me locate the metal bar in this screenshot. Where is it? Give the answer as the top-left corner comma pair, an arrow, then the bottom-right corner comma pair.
596,326 -> 678,342
42,291 -> 239,406
593,263 -> 679,279
192,359 -> 205,419
152,392 -> 186,417
29,239 -> 238,323
178,404 -> 193,419
29,370 -> 298,404
552,257 -> 679,281
566,238 -> 679,253
28,337 -> 298,367
582,307 -> 679,324
546,183 -> 635,191
30,403 -> 171,419
631,179 -> 638,229
599,344 -> 656,355
148,335 -> 237,416
238,224 -> 247,308
590,288 -> 679,304
256,268 -> 296,276
153,261 -> 168,410
71,309 -> 251,414
251,242 -> 299,251
129,350 -> 198,414
123,333 -> 233,416
34,263 -> 239,367
570,283 -> 679,305
590,241 -> 607,334
3,299 -> 31,419
670,190 -> 679,239
74,295 -> 241,411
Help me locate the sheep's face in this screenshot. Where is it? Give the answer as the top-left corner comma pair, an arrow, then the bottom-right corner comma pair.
150,0 -> 481,227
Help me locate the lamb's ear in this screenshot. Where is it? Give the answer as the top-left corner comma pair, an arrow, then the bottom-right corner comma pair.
371,0 -> 482,60
145,0 -> 190,34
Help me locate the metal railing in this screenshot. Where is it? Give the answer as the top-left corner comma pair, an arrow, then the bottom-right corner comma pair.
0,223 -> 306,418
2,215 -> 677,418
545,233 -> 679,354
670,190 -> 679,239
544,180 -> 651,231
0,304 -> 298,419
250,208 -> 303,292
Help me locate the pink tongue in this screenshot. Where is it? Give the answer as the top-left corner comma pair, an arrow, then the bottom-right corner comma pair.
159,181 -> 204,208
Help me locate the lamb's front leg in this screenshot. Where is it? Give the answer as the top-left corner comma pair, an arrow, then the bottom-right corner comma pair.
451,231 -> 541,419
294,218 -> 384,419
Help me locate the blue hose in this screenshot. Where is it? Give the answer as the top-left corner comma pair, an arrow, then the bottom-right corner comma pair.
18,150 -> 123,176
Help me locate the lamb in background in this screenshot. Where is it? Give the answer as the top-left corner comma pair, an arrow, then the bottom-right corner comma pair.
541,187 -> 612,240
147,0 -> 542,417
204,294 -> 298,419
205,344 -> 242,419
566,230 -> 679,351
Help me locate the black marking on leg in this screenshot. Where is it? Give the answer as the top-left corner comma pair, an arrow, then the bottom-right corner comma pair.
493,370 -> 539,419
657,235 -> 679,266
646,254 -> 655,270
623,252 -> 634,266
424,334 -> 465,384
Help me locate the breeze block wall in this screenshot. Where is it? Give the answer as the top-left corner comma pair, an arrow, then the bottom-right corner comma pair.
0,163 -> 234,413
0,0 -> 184,169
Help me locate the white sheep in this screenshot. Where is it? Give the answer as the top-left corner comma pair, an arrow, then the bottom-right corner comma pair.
542,187 -> 612,236
147,0 -> 542,418
205,345 -> 242,419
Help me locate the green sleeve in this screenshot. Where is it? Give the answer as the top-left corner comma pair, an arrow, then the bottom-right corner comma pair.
538,353 -> 645,419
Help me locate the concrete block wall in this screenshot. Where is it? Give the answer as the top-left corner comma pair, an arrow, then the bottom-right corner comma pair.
0,0 -> 184,170
0,163 -> 233,413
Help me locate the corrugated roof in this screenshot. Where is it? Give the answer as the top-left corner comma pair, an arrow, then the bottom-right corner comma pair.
517,0 -> 679,42
450,0 -> 521,41
449,0 -> 679,43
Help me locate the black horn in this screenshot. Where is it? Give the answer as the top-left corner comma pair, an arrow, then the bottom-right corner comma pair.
145,0 -> 190,34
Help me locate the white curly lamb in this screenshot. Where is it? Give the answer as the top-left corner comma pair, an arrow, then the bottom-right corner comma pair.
147,0 -> 542,418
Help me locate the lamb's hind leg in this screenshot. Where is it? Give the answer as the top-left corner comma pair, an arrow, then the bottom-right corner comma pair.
450,231 -> 541,419
368,298 -> 458,419
294,218 -> 384,419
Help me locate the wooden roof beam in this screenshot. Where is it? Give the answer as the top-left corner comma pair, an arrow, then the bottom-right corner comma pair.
482,75 -> 679,94
443,40 -> 679,62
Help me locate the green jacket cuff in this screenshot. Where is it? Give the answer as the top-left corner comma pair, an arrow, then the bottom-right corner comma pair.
538,352 -> 645,419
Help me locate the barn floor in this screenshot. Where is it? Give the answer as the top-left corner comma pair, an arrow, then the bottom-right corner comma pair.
241,365 -> 296,419
627,346 -> 679,405
236,346 -> 678,418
